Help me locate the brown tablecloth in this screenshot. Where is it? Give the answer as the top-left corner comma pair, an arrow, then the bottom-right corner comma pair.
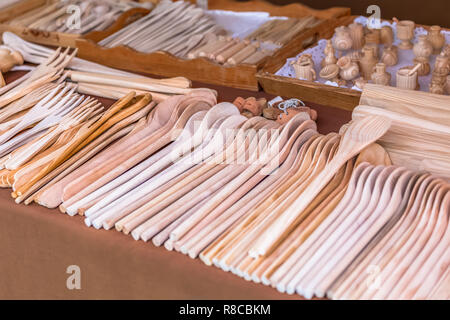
0,71 -> 351,299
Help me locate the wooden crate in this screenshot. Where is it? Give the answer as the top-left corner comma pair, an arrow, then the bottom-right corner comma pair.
75,0 -> 350,91
257,15 -> 450,111
0,0 -> 137,48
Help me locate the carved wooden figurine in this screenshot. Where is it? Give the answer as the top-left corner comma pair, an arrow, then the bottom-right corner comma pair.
429,79 -> 445,95
413,35 -> 433,75
433,52 -> 449,75
431,69 -> 447,91
321,40 -> 337,67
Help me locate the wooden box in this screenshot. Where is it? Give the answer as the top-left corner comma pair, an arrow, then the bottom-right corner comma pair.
75,0 -> 350,91
257,15 -> 449,111
0,0 -> 138,48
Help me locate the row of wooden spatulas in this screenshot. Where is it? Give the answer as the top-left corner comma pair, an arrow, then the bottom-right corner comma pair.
97,0 -> 319,65
0,41 -> 201,201
356,84 -> 450,182
5,0 -> 151,35
0,50 -> 447,300
99,0 -> 227,58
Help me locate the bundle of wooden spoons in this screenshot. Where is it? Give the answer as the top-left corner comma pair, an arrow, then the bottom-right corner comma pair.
1,31 -> 149,77
99,0 -> 226,57
6,0 -> 151,35
0,35 -> 194,102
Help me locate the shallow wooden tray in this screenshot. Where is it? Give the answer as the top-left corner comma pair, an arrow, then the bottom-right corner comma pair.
257,15 -> 449,111
75,0 -> 350,91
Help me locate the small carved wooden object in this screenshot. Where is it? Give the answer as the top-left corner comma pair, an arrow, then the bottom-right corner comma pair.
365,29 -> 380,45
353,77 -> 368,90
394,18 -> 415,50
291,56 -> 316,81
429,79 -> 445,95
413,35 -> 433,75
262,107 -> 282,120
242,97 -> 265,116
427,25 -> 446,54
297,54 -> 314,66
371,63 -> 391,86
321,40 -> 337,67
348,23 -> 365,50
360,46 -> 378,80
337,56 -> 359,81
274,98 -> 317,124
396,65 -> 420,90
333,26 -> 353,53
381,45 -> 398,66
232,97 -> 246,112
319,63 -> 343,85
433,52 -> 449,75
0,48 -> 24,73
380,26 -> 394,46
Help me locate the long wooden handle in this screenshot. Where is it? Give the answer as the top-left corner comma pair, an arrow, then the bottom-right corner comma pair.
69,71 -> 192,94
250,155 -> 347,257
241,50 -> 272,65
69,71 -> 191,89
216,41 -> 248,64
70,93 -> 152,157
227,43 -> 258,65
77,82 -> 171,102
15,92 -> 138,196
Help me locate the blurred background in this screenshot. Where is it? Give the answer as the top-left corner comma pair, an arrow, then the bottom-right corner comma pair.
255,0 -> 449,27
